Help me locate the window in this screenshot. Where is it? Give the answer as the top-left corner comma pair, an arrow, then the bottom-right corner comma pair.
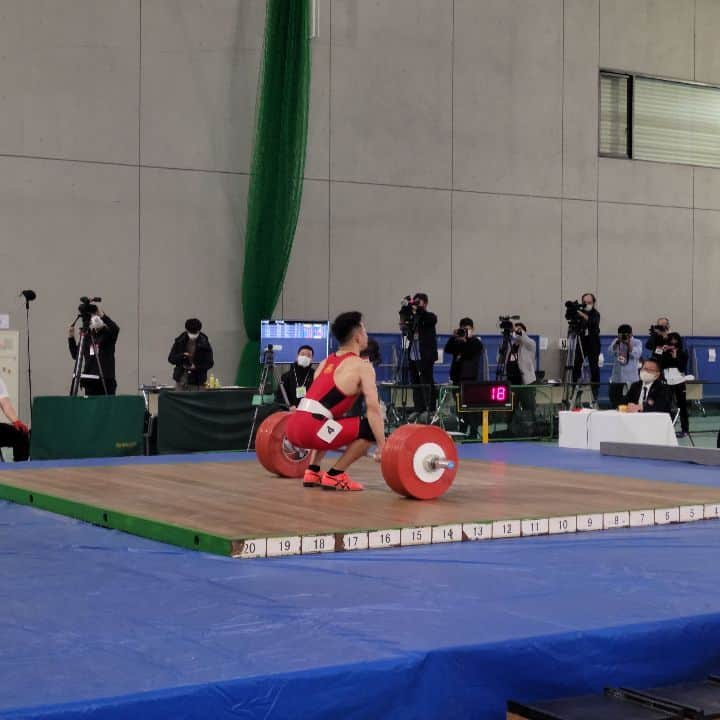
599,72 -> 630,158
599,70 -> 720,169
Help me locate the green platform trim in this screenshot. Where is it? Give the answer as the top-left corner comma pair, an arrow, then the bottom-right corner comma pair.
0,482 -> 233,557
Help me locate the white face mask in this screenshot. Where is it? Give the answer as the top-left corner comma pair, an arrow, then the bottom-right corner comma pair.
89,315 -> 104,331
296,355 -> 312,368
639,370 -> 658,384
187,332 -> 199,341
584,303 -> 593,311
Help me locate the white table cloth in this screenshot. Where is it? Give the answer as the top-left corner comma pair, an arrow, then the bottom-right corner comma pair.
559,410 -> 678,450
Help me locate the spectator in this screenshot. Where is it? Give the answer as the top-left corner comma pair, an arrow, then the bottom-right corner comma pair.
168,318 -> 214,390
0,376 -> 29,461
276,345 -> 315,408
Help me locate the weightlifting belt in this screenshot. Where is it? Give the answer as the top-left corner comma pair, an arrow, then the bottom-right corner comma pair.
297,397 -> 334,420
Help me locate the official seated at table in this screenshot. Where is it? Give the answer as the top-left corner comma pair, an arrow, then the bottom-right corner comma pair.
276,345 -> 315,408
0,377 -> 29,462
622,358 -> 672,415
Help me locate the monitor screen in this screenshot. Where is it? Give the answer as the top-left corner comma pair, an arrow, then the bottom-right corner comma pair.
259,320 -> 330,364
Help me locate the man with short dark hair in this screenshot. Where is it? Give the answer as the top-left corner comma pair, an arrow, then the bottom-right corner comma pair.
67,304 -> 120,395
623,358 -> 672,414
276,345 -> 315,408
286,311 -> 385,491
168,318 -> 214,390
407,292 -> 438,415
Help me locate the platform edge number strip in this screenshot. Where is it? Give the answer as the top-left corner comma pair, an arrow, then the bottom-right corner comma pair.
232,502 -> 720,559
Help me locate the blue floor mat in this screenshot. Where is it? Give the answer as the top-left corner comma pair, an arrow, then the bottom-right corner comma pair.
3,499 -> 720,719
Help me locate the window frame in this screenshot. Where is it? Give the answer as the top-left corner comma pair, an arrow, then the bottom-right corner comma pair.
598,69 -> 720,168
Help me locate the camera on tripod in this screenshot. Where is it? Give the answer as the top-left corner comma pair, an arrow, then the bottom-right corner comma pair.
399,295 -> 419,328
498,315 -> 519,334
77,296 -> 102,327
564,300 -> 584,322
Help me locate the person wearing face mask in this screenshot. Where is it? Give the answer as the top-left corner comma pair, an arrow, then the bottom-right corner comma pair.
622,358 -> 672,415
168,318 -> 214,390
646,316 -> 671,357
276,345 -> 315,408
659,331 -> 690,436
67,305 -> 120,395
571,292 -> 601,404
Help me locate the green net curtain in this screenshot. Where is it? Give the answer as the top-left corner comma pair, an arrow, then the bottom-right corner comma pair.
236,0 -> 312,385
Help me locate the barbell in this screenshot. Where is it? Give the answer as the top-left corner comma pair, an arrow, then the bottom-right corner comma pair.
254,411 -> 459,500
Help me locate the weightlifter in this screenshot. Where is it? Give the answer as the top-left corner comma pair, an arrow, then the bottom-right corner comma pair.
285,311 -> 386,491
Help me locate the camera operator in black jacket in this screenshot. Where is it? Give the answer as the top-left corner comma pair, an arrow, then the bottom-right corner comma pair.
444,317 -> 483,437
402,292 -> 438,415
67,304 -> 120,395
570,292 -> 601,403
168,318 -> 214,390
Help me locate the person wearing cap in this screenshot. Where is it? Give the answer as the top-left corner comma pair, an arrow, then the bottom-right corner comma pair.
0,377 -> 29,461
608,323 -> 642,409
168,318 -> 214,390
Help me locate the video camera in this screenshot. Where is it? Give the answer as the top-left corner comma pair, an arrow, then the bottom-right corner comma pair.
564,300 -> 584,322
498,315 -> 520,334
77,296 -> 102,327
399,295 -> 419,325
649,324 -> 668,334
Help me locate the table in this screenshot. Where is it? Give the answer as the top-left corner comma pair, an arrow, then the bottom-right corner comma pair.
559,410 -> 678,450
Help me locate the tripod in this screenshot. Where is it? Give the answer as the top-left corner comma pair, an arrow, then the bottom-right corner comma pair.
69,318 -> 108,396
495,329 -> 514,381
247,345 -> 276,451
561,325 -> 587,409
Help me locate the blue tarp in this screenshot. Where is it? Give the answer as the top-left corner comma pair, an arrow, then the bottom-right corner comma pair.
3,497 -> 720,719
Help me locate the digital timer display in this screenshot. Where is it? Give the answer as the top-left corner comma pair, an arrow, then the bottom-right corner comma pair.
459,381 -> 513,411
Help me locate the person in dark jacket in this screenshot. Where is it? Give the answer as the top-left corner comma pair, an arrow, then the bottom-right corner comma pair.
276,345 -> 315,407
622,358 -> 672,415
444,318 -> 484,437
407,292 -> 438,414
659,331 -> 690,435
67,305 -> 120,395
444,318 -> 484,385
168,318 -> 214,390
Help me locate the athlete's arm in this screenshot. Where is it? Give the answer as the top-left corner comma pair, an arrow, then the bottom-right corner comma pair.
359,362 -> 385,453
313,358 -> 327,380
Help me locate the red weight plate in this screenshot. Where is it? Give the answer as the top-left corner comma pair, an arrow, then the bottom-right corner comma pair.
381,425 -> 419,495
382,424 -> 458,500
255,412 -> 312,478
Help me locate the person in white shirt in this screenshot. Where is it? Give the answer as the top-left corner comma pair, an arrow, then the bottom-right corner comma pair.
0,378 -> 29,461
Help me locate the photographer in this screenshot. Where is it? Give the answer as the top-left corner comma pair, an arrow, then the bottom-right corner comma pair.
275,345 -> 315,408
570,292 -> 601,403
168,318 -> 214,391
403,292 -> 438,414
608,324 -> 642,409
444,318 -> 484,385
67,303 -> 119,395
646,317 -> 671,357
659,331 -> 690,436
507,322 -> 536,414
445,318 -> 484,438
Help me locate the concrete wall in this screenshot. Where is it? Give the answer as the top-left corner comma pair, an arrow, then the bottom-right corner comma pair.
279,0 -> 720,373
1,0 -> 720,419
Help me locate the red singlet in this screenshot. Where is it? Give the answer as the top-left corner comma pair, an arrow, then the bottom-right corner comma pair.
285,352 -> 363,450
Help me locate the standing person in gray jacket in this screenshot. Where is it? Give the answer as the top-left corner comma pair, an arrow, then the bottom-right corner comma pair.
608,324 -> 642,408
506,322 -> 536,414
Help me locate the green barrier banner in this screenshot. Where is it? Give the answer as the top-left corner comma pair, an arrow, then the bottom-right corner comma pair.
157,389 -> 255,455
31,396 -> 145,460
